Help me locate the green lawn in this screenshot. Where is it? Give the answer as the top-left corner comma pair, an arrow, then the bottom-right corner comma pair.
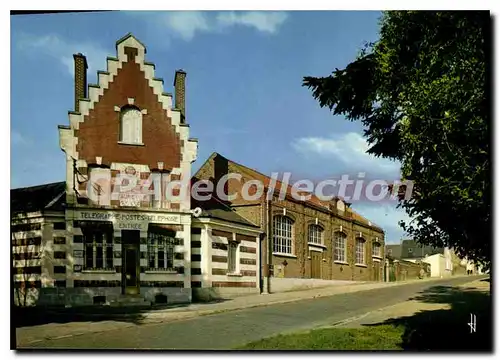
236,325 -> 404,350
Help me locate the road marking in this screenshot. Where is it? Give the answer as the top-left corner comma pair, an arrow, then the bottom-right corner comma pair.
27,339 -> 43,344
52,334 -> 73,340
330,311 -> 375,328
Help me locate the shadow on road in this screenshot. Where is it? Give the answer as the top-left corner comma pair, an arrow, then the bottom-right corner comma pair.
13,298 -> 230,328
365,281 -> 492,351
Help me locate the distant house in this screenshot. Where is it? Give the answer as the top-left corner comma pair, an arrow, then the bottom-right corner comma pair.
385,240 -> 442,261
425,251 -> 453,278
385,244 -> 402,259
400,239 -> 443,260
385,240 -> 454,278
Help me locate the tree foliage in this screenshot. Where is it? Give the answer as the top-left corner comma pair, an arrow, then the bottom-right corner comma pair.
303,11 -> 490,266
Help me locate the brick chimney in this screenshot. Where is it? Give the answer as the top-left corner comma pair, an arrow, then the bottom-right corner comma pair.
174,69 -> 186,123
73,53 -> 88,112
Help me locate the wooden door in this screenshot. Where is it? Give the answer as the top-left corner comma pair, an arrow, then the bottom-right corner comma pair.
311,251 -> 322,279
122,230 -> 140,295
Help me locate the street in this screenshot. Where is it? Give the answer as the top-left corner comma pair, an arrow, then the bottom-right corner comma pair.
17,276 -> 484,350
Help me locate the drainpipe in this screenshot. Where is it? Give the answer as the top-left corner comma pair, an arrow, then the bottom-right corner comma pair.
385,258 -> 390,282
262,198 -> 272,294
261,197 -> 269,295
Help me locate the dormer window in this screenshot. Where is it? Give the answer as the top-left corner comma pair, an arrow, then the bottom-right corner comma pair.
119,105 -> 143,144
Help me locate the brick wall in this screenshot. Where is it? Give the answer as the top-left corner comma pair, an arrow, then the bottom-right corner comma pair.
394,259 -> 429,281
76,48 -> 182,170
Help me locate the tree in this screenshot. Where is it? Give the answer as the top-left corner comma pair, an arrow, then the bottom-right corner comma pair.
303,11 -> 490,267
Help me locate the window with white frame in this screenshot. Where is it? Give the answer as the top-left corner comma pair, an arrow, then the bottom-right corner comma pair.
334,232 -> 347,262
227,241 -> 238,273
372,242 -> 382,257
273,215 -> 293,254
147,232 -> 175,270
120,106 -> 142,144
308,224 -> 323,244
82,224 -> 113,270
356,238 -> 366,264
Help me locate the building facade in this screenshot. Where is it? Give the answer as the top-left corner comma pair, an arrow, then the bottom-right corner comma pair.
12,34 -> 388,306
424,253 -> 453,278
194,153 -> 386,291
11,34 -> 261,306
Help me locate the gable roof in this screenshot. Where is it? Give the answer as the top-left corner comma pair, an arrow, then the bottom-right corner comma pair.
197,152 -> 383,233
11,181 -> 66,214
200,208 -> 260,228
190,179 -> 259,228
116,33 -> 147,53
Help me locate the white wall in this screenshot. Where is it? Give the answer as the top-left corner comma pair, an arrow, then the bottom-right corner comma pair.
425,254 -> 452,278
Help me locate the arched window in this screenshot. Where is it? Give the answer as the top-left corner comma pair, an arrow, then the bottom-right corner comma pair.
372,241 -> 382,258
334,232 -> 347,262
308,224 -> 323,245
273,215 -> 293,254
356,237 -> 366,264
120,106 -> 142,144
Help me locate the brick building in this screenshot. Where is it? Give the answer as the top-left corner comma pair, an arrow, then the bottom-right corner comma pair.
11,34 -> 261,306
194,153 -> 386,292
12,33 -> 387,306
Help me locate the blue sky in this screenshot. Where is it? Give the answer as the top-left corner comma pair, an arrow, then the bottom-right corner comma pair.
10,10 -> 409,243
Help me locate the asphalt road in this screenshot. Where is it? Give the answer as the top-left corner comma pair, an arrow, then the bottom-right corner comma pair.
19,276 -> 483,350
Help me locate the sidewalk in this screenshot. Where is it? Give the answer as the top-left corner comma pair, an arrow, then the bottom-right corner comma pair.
16,275 -> 473,347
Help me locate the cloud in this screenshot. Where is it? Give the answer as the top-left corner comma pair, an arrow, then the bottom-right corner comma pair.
144,11 -> 288,41
161,11 -> 211,41
216,11 -> 288,33
11,130 -> 29,146
292,132 -> 400,175
16,33 -> 108,77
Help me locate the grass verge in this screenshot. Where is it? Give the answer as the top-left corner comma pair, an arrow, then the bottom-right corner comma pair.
236,325 -> 404,350
236,279 -> 492,351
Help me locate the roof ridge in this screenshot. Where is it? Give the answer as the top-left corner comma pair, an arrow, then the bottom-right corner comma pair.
201,153 -> 383,232
45,189 -> 66,209
11,181 -> 65,191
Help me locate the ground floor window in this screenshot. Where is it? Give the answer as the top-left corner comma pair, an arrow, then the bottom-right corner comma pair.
147,230 -> 175,271
81,222 -> 113,270
334,232 -> 347,262
356,238 -> 366,264
273,215 -> 294,254
372,242 -> 381,257
227,241 -> 239,273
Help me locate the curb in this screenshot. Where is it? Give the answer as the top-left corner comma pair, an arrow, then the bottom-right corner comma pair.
18,275 -> 481,346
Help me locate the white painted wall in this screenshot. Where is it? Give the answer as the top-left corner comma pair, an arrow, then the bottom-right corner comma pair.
424,253 -> 452,278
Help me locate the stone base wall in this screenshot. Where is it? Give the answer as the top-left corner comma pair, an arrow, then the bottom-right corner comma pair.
32,287 -> 191,306
141,287 -> 191,304
269,277 -> 359,293
192,287 -> 259,302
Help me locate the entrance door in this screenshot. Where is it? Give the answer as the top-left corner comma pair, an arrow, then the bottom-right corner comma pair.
310,251 -> 322,279
372,262 -> 380,281
122,230 -> 140,295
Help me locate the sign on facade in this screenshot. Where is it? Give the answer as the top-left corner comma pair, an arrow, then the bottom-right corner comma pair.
75,210 -> 182,230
